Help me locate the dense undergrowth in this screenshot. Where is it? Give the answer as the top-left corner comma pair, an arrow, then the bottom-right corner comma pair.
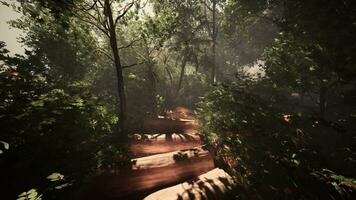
198,80 -> 356,199
0,43 -> 130,199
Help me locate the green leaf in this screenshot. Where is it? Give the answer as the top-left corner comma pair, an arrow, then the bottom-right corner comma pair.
0,141 -> 9,150
54,182 -> 72,189
47,172 -> 64,181
17,188 -> 42,200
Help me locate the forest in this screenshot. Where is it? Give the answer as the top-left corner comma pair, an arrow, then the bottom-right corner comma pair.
0,0 -> 356,199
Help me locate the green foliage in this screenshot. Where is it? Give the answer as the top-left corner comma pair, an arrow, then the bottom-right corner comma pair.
198,80 -> 356,199
311,169 -> 356,198
1,0 -> 356,199
0,7 -> 125,198
199,2 -> 356,199
10,1 -> 100,85
282,0 -> 356,80
223,0 -> 279,65
263,32 -> 325,91
16,172 -> 71,200
0,68 -> 120,198
17,189 -> 42,200
0,141 -> 10,155
46,173 -> 65,182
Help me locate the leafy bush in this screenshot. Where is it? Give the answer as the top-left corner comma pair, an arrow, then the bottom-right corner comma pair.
198,80 -> 356,199
0,45 -> 127,199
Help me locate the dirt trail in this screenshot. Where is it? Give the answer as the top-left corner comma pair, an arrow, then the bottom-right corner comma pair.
85,107 -> 235,200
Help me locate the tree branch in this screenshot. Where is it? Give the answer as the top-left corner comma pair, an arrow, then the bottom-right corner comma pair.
114,1 -> 134,25
202,0 -> 213,12
97,0 -> 104,8
85,0 -> 98,11
72,12 -> 109,36
72,2 -> 110,36
118,38 -> 142,50
122,61 -> 145,69
203,4 -> 212,37
96,48 -> 113,61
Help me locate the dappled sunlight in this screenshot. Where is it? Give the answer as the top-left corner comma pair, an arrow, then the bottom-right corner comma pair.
83,107 -> 221,200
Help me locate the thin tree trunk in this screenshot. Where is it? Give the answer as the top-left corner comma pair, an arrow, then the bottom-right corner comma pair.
164,66 -> 174,109
147,61 -> 157,115
143,40 -> 157,116
194,54 -> 199,72
176,51 -> 188,95
165,66 -> 174,87
211,0 -> 217,84
105,0 -> 127,133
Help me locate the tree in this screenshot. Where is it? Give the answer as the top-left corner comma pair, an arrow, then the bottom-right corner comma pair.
0,41 -> 121,199
201,0 -> 226,83
71,0 -> 137,133
0,2 -> 129,198
197,0 -> 356,199
150,0 -> 208,100
262,0 -> 356,118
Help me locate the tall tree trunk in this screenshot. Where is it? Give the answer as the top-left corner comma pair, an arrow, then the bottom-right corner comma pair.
176,51 -> 188,95
164,65 -> 174,109
147,62 -> 157,115
211,0 -> 217,84
143,40 -> 157,116
105,0 -> 127,133
165,66 -> 174,88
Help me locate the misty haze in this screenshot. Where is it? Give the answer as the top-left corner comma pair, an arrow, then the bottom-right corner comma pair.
1,0 -> 355,200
